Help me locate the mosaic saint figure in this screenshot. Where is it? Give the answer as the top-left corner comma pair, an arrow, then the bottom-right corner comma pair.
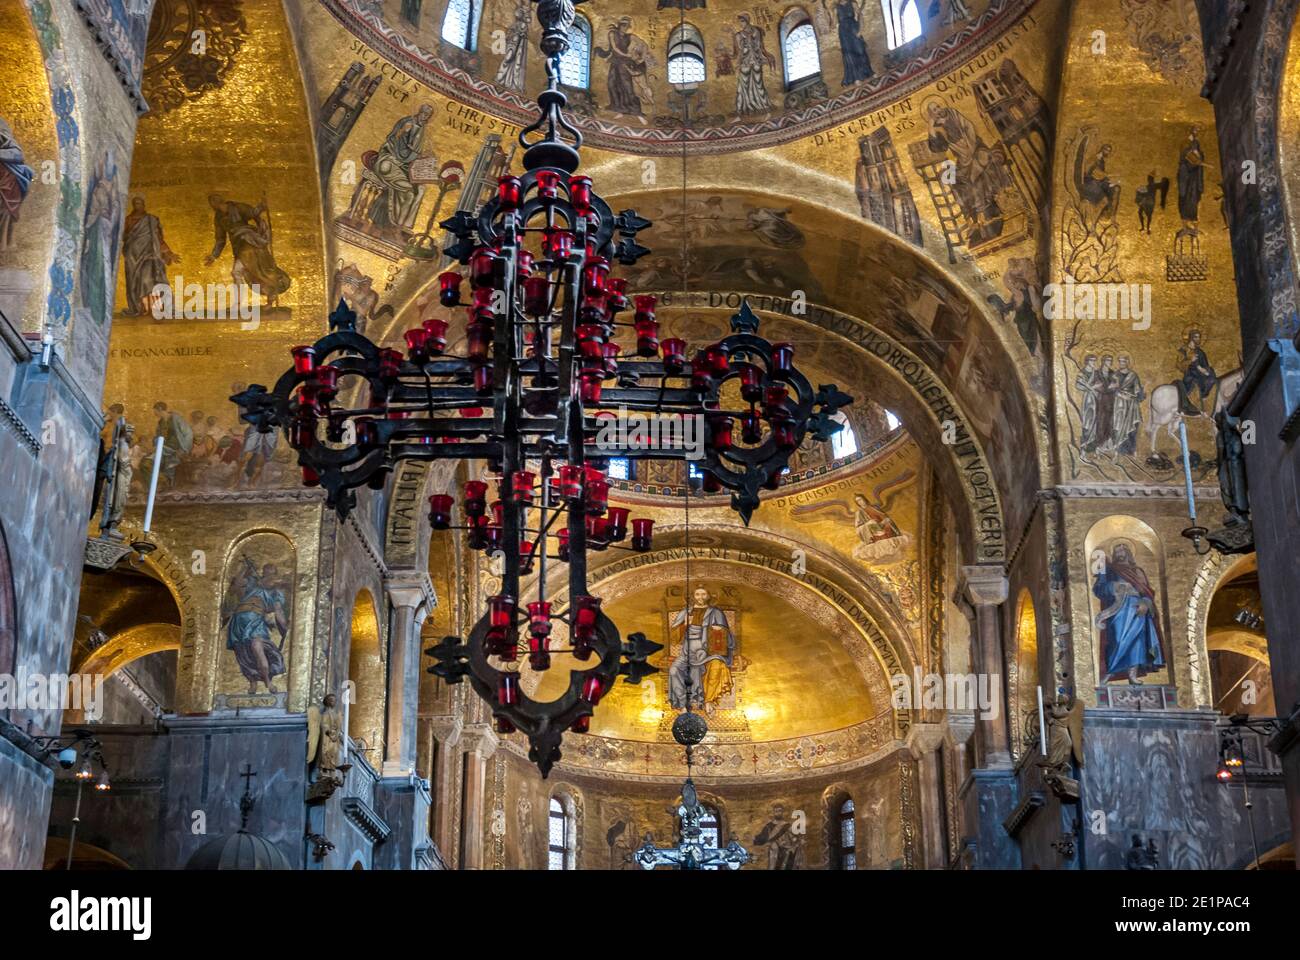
668,587 -> 735,712
121,196 -> 180,316
924,100 -> 1012,243
732,14 -> 777,116
1176,125 -> 1204,229
594,17 -> 650,117
1110,355 -> 1145,456
144,401 -> 193,489
0,117 -> 34,250
1092,542 -> 1165,684
1093,355 -> 1117,452
365,104 -> 434,233
1177,328 -> 1217,414
495,0 -> 531,90
80,149 -> 122,324
203,193 -> 292,305
222,555 -> 290,694
753,803 -> 802,869
1075,354 -> 1101,456
834,0 -> 874,87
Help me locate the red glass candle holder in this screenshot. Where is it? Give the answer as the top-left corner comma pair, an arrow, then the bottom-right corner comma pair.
774,423 -> 797,450
558,464 -> 584,501
634,317 -> 660,356
661,338 -> 686,373
703,345 -> 730,376
587,515 -> 609,546
523,274 -> 550,315
556,527 -> 571,561
497,175 -> 523,211
354,417 -> 377,448
421,317 -> 449,355
764,383 -> 789,409
428,494 -> 453,529
490,499 -> 505,528
485,524 -> 503,553
709,416 -> 734,451
569,174 -> 593,214
633,294 -> 656,324
573,594 -> 601,629
290,414 -> 317,449
438,271 -> 462,307
467,515 -> 489,550
742,413 -> 763,444
606,277 -> 628,312
498,672 -> 520,706
404,327 -> 430,361
739,363 -> 763,402
536,170 -> 561,200
313,365 -> 340,393
586,478 -> 609,516
378,348 -> 403,380
527,600 -> 552,636
464,480 -> 488,517
570,716 -> 590,734
631,517 -> 654,552
582,256 -> 609,298
543,226 -> 573,261
291,345 -> 316,374
470,246 -> 497,288
579,294 -> 609,325
581,675 -> 605,705
516,249 -> 535,278
302,465 -> 320,487
519,539 -> 536,573
602,342 -> 621,376
511,470 -> 535,504
606,506 -> 629,540
466,320 -> 492,362
576,323 -> 605,346
474,363 -> 494,395
580,375 -> 602,404
771,341 -> 794,371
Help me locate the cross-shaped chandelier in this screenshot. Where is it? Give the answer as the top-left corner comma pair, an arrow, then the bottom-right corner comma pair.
232,0 -> 851,777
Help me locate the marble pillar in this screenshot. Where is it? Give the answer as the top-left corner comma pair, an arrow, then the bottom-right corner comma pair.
458,723 -> 498,870
382,573 -> 435,778
958,565 -> 1011,769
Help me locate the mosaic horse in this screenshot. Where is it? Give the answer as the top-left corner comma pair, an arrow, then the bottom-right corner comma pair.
1145,366 -> 1243,458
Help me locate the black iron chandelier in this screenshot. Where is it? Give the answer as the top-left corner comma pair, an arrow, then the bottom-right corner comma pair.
232,0 -> 851,777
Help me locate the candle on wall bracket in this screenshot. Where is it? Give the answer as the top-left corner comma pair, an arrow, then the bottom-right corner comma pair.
1178,420 -> 1211,555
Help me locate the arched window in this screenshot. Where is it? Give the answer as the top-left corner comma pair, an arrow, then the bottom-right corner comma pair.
441,0 -> 483,52
838,798 -> 857,869
882,0 -> 924,50
558,15 -> 592,88
780,9 -> 821,88
831,413 -> 858,459
667,24 -> 706,86
548,796 -> 575,869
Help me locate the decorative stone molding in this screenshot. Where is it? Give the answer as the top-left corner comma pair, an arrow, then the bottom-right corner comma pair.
426,715 -> 463,748
459,723 -> 499,758
906,723 -> 947,758
1053,484 -> 1220,500
384,571 -> 435,617
1002,790 -> 1046,837
342,796 -> 391,843
151,488 -> 327,505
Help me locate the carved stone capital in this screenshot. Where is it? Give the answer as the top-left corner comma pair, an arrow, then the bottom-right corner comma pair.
427,715 -> 463,748
958,564 -> 1009,607
459,722 -> 500,758
905,722 -> 947,758
385,571 -> 436,621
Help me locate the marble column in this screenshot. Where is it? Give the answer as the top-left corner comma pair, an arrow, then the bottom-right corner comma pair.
958,565 -> 1011,769
906,723 -> 948,869
382,573 -> 435,778
458,723 -> 498,870
427,716 -> 462,866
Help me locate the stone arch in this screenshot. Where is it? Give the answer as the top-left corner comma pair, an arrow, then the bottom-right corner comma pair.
548,781 -> 584,868
347,587 -> 385,762
1008,587 -> 1039,757
821,782 -> 858,869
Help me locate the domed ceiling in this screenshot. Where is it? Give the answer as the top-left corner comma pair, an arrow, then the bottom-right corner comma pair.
323,0 -> 1038,153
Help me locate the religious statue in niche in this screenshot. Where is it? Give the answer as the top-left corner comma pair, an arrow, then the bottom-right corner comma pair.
594,17 -> 653,118
80,149 -> 123,326
1168,124 -> 1208,280
1036,695 -> 1084,802
203,193 -> 292,308
1062,128 -> 1123,283
495,0 -> 531,90
834,0 -> 874,87
222,552 -> 291,695
120,196 -> 180,317
0,117 -> 33,251
753,803 -> 803,869
668,587 -> 737,713
306,693 -> 346,801
732,14 -> 777,116
1091,541 -> 1165,685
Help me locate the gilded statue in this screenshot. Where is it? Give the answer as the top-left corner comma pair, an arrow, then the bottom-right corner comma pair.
1037,695 -> 1085,802
306,693 -> 346,801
